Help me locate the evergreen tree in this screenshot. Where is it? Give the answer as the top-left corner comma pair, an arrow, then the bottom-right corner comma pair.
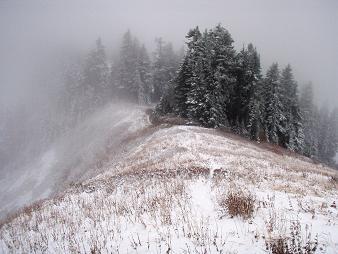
317,106 -> 338,165
117,30 -> 139,101
247,79 -> 265,140
207,25 -> 237,127
82,38 -> 109,108
137,45 -> 152,104
327,108 -> 338,165
185,25 -> 236,127
317,105 -> 330,162
152,38 -> 179,102
173,57 -> 193,117
173,27 -> 201,117
300,83 -> 318,157
233,43 -> 262,135
279,65 -> 304,151
60,53 -> 85,123
263,63 -> 286,144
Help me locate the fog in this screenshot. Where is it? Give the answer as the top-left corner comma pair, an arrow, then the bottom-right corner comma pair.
0,0 -> 338,217
1,0 -> 337,108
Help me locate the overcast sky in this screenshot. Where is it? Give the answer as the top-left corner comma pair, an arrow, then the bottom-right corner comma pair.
0,0 -> 337,108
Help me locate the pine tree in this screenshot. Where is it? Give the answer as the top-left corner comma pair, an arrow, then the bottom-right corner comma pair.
185,29 -> 210,125
186,25 -> 236,127
247,79 -> 265,140
316,106 -> 338,165
117,30 -> 139,102
137,45 -> 152,104
233,43 -> 262,135
300,83 -> 318,157
209,25 -> 237,127
263,63 -> 286,144
60,53 -> 85,124
82,38 -> 109,109
173,27 -> 201,117
152,38 -> 180,102
327,108 -> 338,165
173,57 -> 192,117
171,25 -> 237,127
279,65 -> 304,152
317,105 -> 331,163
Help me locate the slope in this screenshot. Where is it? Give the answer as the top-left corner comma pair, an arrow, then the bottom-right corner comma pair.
0,103 -> 150,219
0,110 -> 337,253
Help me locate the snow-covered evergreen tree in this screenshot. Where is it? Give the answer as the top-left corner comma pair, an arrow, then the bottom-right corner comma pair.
184,25 -> 236,127
233,43 -> 262,135
279,65 -> 304,152
173,27 -> 201,117
263,63 -> 286,144
247,79 -> 265,140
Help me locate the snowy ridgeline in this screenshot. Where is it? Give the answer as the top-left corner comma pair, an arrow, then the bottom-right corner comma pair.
0,124 -> 337,253
0,103 -> 150,219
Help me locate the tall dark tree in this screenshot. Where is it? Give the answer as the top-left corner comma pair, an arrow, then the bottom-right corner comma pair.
247,79 -> 265,140
279,65 -> 304,151
172,25 -> 237,127
172,27 -> 201,117
232,43 -> 262,134
263,63 -> 285,144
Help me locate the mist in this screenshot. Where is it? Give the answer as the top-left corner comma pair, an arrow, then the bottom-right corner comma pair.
0,0 -> 338,218
1,0 -> 337,108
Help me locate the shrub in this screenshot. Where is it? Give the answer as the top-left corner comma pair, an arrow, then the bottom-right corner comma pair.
266,221 -> 318,254
219,190 -> 255,219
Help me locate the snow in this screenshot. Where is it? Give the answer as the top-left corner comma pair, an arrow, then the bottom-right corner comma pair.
190,178 -> 214,217
0,116 -> 337,253
0,103 -> 150,219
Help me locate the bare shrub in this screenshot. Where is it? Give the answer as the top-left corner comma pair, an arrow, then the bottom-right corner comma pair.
219,190 -> 255,219
266,221 -> 318,254
330,174 -> 338,186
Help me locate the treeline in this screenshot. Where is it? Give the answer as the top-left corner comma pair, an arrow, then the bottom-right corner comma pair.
300,84 -> 338,165
157,25 -> 338,166
0,30 -> 182,168
59,31 -> 183,125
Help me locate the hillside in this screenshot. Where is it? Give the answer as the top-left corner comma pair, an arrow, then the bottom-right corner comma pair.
0,103 -> 149,219
0,107 -> 337,253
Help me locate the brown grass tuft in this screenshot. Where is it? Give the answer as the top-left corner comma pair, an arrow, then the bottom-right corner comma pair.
219,190 -> 255,219
265,221 -> 318,254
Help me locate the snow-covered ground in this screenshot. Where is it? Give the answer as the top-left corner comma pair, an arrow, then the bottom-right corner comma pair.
0,103 -> 150,219
0,115 -> 337,253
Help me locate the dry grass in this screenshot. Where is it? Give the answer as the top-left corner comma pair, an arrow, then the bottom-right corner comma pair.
218,189 -> 255,220
266,221 -> 318,254
1,123 -> 337,252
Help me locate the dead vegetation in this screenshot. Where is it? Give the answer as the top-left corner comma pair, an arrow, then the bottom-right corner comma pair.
266,221 -> 318,254
1,123 -> 337,253
218,189 -> 256,219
